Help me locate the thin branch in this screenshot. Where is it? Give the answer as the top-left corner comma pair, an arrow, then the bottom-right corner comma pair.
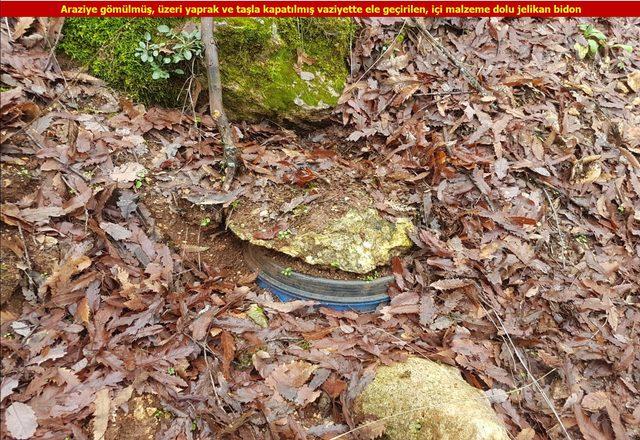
542,187 -> 568,269
482,303 -> 572,439
201,18 -> 238,191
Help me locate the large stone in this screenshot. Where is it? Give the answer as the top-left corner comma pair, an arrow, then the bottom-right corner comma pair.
59,18 -> 352,123
355,357 -> 510,440
228,208 -> 413,274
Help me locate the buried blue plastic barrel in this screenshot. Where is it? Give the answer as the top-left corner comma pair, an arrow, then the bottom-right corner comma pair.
244,244 -> 391,312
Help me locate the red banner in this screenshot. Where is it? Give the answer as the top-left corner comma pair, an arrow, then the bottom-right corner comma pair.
1,1 -> 640,17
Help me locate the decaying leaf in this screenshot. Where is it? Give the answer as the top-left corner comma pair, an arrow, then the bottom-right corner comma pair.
92,388 -> 110,440
247,304 -> 269,328
582,391 -> 609,411
100,222 -> 132,241
109,162 -> 147,183
0,377 -> 19,402
429,278 -> 474,290
5,402 -> 38,439
570,154 -> 602,184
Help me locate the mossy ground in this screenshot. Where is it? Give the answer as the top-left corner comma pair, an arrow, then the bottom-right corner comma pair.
59,18 -> 353,120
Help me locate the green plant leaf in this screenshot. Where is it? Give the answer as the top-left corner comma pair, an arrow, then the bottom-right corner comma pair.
157,25 -> 171,34
588,39 -> 599,56
590,28 -> 607,41
611,43 -> 633,53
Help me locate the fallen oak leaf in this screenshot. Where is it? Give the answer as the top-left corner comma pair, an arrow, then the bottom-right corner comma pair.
92,388 -> 110,440
581,391 -> 609,411
189,307 -> 215,341
5,402 -> 38,439
0,377 -> 19,402
99,222 -> 132,241
18,206 -> 65,224
109,162 -> 146,183
430,278 -> 474,290
321,375 -> 347,399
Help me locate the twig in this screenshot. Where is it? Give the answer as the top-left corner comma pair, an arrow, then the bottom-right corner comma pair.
482,303 -> 572,440
542,187 -> 567,269
411,19 -> 488,94
414,90 -> 472,96
3,18 -> 13,42
45,18 -> 65,71
17,224 -> 32,273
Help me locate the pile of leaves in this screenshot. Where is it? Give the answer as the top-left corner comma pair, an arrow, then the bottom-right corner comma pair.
1,16 -> 639,440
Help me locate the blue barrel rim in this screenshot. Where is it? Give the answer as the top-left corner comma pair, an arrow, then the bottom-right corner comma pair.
244,244 -> 391,311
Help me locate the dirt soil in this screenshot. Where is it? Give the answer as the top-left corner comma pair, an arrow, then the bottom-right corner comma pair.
105,394 -> 169,440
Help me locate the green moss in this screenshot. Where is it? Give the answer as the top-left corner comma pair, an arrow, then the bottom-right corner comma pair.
59,18 -> 353,120
59,18 -> 183,105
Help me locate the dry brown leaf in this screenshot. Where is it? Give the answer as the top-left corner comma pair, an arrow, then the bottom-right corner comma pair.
357,419 -> 386,439
13,18 -> 35,39
111,386 -> 133,412
430,278 -> 474,290
515,427 -> 536,440
321,375 -> 347,399
582,391 -> 609,411
92,388 -> 110,440
76,297 -> 90,325
190,308 -> 215,340
221,331 -> 235,379
5,402 -> 38,439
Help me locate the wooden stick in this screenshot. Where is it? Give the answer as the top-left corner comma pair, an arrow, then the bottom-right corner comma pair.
201,18 -> 238,191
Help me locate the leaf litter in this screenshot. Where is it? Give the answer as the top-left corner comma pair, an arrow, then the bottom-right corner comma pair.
0,16 -> 639,440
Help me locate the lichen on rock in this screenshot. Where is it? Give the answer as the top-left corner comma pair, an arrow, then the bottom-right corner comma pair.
229,208 -> 413,274
355,357 -> 510,440
59,18 -> 352,122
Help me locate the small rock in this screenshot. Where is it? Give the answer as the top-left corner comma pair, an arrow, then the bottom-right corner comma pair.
229,208 -> 413,273
354,357 -> 509,440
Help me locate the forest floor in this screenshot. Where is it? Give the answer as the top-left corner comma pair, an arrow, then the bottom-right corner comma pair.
1,17 -> 639,440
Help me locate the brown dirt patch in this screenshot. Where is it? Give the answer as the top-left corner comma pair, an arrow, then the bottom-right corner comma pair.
140,185 -> 253,283
228,167 -> 378,242
0,229 -> 24,316
140,183 -> 392,282
1,160 -> 39,204
105,394 -> 170,440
